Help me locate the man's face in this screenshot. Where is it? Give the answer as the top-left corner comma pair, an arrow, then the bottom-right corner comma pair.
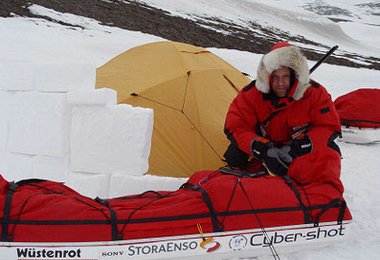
270,67 -> 291,97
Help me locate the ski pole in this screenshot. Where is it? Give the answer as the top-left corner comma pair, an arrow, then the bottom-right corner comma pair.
309,45 -> 339,74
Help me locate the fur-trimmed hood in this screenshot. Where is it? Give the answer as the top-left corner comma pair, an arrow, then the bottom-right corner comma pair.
256,43 -> 310,100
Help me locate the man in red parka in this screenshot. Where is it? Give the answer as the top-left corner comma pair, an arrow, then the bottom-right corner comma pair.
224,42 -> 343,193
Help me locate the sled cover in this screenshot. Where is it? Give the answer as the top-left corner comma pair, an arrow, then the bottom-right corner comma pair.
334,88 -> 380,128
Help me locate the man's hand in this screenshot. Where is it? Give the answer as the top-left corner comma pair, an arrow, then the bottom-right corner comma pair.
251,138 -> 289,176
288,135 -> 312,159
251,137 -> 273,160
251,135 -> 312,176
263,147 -> 291,176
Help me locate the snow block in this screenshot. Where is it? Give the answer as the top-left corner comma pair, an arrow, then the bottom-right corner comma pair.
8,92 -> 69,157
0,91 -> 11,152
4,153 -> 33,182
0,62 -> 35,91
109,174 -> 187,197
0,93 -> 10,173
65,172 -> 110,198
0,122 -> 7,154
0,151 -> 8,180
0,119 -> 9,175
35,62 -> 95,92
70,104 -> 153,176
66,88 -> 117,106
32,156 -> 69,182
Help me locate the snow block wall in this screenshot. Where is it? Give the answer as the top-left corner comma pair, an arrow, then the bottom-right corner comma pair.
0,62 -> 187,198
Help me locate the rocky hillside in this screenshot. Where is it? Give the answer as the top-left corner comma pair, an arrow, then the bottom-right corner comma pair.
1,0 -> 379,70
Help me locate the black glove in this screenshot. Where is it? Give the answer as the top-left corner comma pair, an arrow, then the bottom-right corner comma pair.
251,135 -> 312,176
224,143 -> 249,169
251,138 -> 289,176
287,135 -> 312,159
251,137 -> 273,161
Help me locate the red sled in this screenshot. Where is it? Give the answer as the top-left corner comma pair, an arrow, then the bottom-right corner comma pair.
334,88 -> 380,143
0,169 -> 352,259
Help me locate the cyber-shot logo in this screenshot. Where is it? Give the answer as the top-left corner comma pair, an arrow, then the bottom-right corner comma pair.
250,225 -> 346,247
200,237 -> 221,253
229,235 -> 247,251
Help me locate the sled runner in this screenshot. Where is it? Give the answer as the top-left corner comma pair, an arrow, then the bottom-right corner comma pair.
339,127 -> 380,144
0,221 -> 351,260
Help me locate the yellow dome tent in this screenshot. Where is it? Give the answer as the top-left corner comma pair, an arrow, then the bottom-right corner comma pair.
96,41 -> 250,177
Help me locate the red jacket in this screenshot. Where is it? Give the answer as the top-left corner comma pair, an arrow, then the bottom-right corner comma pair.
225,80 -> 343,193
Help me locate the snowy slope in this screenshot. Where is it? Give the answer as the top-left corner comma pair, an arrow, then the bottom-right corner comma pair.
136,0 -> 380,57
1,1 -> 380,259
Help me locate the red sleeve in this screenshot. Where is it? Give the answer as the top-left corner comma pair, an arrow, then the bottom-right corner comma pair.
305,85 -> 341,150
224,88 -> 259,155
289,84 -> 343,192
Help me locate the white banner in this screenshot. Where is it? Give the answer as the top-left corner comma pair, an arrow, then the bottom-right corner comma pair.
0,222 -> 351,260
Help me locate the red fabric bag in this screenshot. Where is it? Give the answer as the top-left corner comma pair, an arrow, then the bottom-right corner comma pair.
334,88 -> 380,128
0,171 -> 352,243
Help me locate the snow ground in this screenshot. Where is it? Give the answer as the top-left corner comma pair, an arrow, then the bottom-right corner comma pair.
1,0 -> 380,259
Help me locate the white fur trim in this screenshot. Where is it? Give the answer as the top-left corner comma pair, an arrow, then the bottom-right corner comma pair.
256,45 -> 310,100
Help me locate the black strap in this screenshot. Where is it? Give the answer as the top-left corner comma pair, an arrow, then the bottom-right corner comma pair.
1,182 -> 18,241
181,183 -> 223,232
260,92 -> 295,129
282,176 -> 312,223
313,198 -> 347,226
341,118 -> 380,128
16,179 -> 46,186
261,110 -> 281,128
327,132 -> 342,155
242,80 -> 256,92
220,167 -> 267,178
95,197 -> 122,241
337,200 -> 347,224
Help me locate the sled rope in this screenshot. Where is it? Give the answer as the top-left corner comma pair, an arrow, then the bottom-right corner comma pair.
27,182 -> 111,221
2,181 -> 62,241
197,168 -> 223,186
7,181 -> 111,242
238,178 -> 281,260
118,191 -> 177,237
1,179 -> 114,242
196,223 -> 208,242
26,182 -> 111,221
196,223 -> 204,237
118,190 -> 166,200
220,177 -> 239,226
181,182 -> 224,232
10,192 -> 57,241
282,175 -> 312,223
